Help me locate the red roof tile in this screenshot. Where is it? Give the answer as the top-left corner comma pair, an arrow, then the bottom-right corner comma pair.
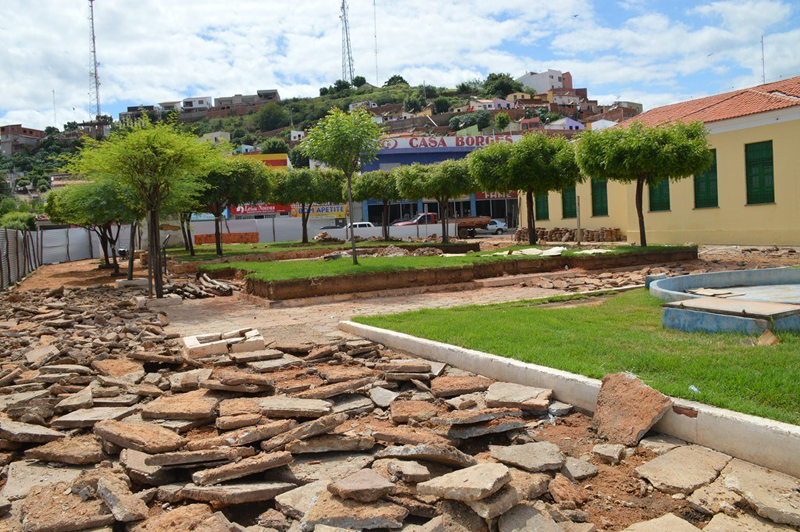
622,76 -> 800,127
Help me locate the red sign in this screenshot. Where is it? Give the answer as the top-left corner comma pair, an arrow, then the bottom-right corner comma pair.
230,203 -> 291,215
379,135 -> 521,151
475,192 -> 518,200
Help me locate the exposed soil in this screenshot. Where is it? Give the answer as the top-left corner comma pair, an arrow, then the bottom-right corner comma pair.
17,258 -> 149,291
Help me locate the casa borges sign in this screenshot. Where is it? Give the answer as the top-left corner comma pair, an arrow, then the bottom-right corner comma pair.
379,135 -> 523,150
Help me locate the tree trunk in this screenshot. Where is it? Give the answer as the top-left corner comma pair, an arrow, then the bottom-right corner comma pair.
346,174 -> 358,265
185,215 -> 195,256
107,225 -> 120,275
127,220 -> 136,280
148,207 -> 164,298
214,211 -> 223,257
635,175 -> 647,247
180,216 -> 189,251
382,200 -> 390,240
440,199 -> 449,244
97,229 -> 110,267
526,191 -> 536,246
301,203 -> 309,244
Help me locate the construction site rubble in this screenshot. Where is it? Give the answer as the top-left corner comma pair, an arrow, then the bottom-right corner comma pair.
164,273 -> 241,299
0,286 -> 798,531
514,227 -> 626,243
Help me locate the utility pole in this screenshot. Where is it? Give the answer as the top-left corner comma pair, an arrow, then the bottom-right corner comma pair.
340,0 -> 355,83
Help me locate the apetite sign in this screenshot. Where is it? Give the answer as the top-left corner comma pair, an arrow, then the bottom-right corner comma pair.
379,135 -> 522,150
291,204 -> 348,218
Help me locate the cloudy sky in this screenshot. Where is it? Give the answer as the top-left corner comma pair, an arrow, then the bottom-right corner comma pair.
2,0 -> 799,130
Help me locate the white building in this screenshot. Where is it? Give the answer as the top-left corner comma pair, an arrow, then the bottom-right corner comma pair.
159,101 -> 182,114
588,119 -> 618,131
290,130 -> 305,142
348,100 -> 379,111
182,96 -> 212,113
516,69 -> 566,95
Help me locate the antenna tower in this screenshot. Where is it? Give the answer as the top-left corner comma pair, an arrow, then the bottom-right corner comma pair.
760,33 -> 766,84
373,0 -> 379,85
88,0 -> 101,120
340,0 -> 355,83
52,89 -> 57,128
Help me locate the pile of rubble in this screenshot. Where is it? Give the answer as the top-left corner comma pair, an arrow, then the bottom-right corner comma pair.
514,227 -> 625,244
312,232 -> 344,244
522,265 -> 714,293
0,288 -> 798,531
164,274 -> 240,299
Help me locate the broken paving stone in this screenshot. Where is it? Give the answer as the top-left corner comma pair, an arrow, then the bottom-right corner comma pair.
548,401 -> 574,417
169,369 -> 213,392
92,357 -> 144,379
391,400 -> 439,423
97,476 -> 149,522
94,419 -> 187,453
258,396 -> 333,418
120,448 -> 178,486
370,386 -> 398,408
387,460 -> 431,482
21,481 -> 115,532
192,451 -> 293,486
257,508 -> 288,531
230,348 -> 285,364
704,512 -> 795,531
376,444 -> 477,468
328,468 -> 396,502
216,413 -> 263,430
635,445 -> 731,495
187,420 -> 297,450
261,413 -> 348,452
128,503 -> 214,532
464,469 -> 549,520
638,433 -> 685,455
485,382 -> 552,412
498,503 -> 563,532
443,417 -> 526,439
562,457 -> 598,482
177,481 -> 296,506
439,500 -> 488,532
141,389 -> 219,420
592,373 -> 673,446
724,458 -> 800,527
417,463 -> 511,502
593,443 -> 625,465
295,376 -> 376,400
432,407 -> 521,425
24,433 -> 104,465
24,344 -> 59,365
1,460 -> 84,500
0,419 -> 64,443
445,393 -> 482,410
491,442 -> 565,473
430,375 -> 492,397
621,513 -> 700,531
331,394 -> 374,415
145,446 -> 256,467
247,355 -> 304,373
285,434 -> 375,454
275,480 -> 329,519
301,490 -> 408,531
51,405 -> 137,429
279,452 -> 376,484
549,473 -> 587,507
373,427 -> 454,447
219,397 -> 262,417
687,475 -> 745,515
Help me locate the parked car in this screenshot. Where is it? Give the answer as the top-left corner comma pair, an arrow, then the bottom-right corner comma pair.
476,219 -> 508,235
393,213 -> 438,226
347,222 -> 374,229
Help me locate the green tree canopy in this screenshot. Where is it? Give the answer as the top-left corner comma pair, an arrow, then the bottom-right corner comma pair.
483,73 -> 523,98
271,168 -> 343,243
576,120 -> 713,246
352,170 -> 400,240
289,148 -> 309,169
262,138 -> 290,154
0,211 -> 35,231
494,112 -> 511,131
301,107 -> 383,263
384,75 -> 408,87
403,94 -> 426,113
257,103 -> 290,132
353,76 -> 367,88
433,97 -> 451,115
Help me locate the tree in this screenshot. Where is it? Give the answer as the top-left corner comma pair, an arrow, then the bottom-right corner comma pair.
353,75 -> 367,88
494,112 -> 510,131
403,94 -> 426,113
198,158 -> 272,256
483,73 -> 523,98
333,79 -> 352,93
288,148 -> 309,169
301,107 -> 383,264
384,75 -> 408,87
319,87 -> 329,96
65,117 -> 220,297
576,121 -> 713,247
262,138 -> 290,154
0,211 -> 35,231
257,103 -> 290,132
352,170 -> 400,240
63,121 -> 79,132
271,168 -> 343,243
469,133 -> 582,245
44,126 -> 59,136
433,97 -> 451,115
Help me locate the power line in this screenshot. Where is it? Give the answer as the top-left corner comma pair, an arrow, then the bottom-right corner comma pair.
340,0 -> 355,83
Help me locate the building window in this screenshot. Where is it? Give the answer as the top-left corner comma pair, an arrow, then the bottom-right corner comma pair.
649,180 -> 670,212
694,149 -> 718,208
535,195 -> 549,221
745,141 -> 775,205
591,179 -> 608,216
561,187 -> 577,218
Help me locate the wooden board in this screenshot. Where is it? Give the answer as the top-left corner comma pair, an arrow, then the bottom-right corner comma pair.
664,297 -> 800,319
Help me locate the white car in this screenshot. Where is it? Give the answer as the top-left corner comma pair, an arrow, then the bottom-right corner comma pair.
476,219 -> 508,235
347,222 -> 374,229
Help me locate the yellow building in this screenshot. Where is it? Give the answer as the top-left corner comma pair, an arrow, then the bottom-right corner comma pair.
520,77 -> 800,245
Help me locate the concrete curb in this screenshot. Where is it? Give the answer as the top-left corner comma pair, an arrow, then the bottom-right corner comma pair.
338,320 -> 800,478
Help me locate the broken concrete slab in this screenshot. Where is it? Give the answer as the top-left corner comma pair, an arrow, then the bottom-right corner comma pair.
498,503 -> 564,532
187,420 -> 297,450
94,419 -> 187,453
417,463 -> 510,502
177,481 -> 296,506
97,476 -> 149,522
704,512 -> 794,531
301,490 -> 408,531
275,480 -> 329,520
485,382 -> 552,412
128,503 -> 214,531
376,444 -> 477,468
490,442 -> 565,473
687,476 -> 745,515
431,407 -> 522,426
638,433 -> 685,456
1,460 -> 84,500
24,433 -> 104,465
258,396 -> 333,418
620,513 -> 699,531
562,457 -> 598,482
21,481 -> 115,531
0,419 -> 64,443
295,376 -> 376,400
548,401 -> 574,417
593,443 -> 625,465
391,400 -> 439,423
635,445 -> 731,495
120,448 -> 178,486
260,413 -> 348,452
247,355 -> 304,373
328,468 -> 396,502
592,373 -> 673,446
549,473 -> 587,507
443,417 -> 526,439
145,447 -> 255,467
387,460 -> 431,483
331,394 -> 374,415
51,405 -> 137,429
724,458 -> 800,527
141,389 -> 219,420
464,469 -> 549,520
192,451 -> 293,486
285,434 -> 374,454
430,375 -> 492,397
370,386 -> 398,408
279,452 -> 376,484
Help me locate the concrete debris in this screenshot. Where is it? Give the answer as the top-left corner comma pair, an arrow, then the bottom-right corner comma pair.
0,284 -> 797,532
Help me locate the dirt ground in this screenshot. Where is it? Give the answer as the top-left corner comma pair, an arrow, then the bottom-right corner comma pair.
17,258 -> 149,290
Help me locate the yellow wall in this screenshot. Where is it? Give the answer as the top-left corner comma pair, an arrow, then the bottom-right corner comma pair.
518,115 -> 800,245
624,118 -> 800,245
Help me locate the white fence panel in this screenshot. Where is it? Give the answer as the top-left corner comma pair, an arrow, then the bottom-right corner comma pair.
0,228 -> 40,289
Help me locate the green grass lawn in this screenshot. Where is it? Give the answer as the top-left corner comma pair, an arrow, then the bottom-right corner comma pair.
199,244 -> 693,282
354,289 -> 800,425
169,241 -> 446,262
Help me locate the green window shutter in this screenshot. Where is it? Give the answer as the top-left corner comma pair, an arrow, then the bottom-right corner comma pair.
591,179 -> 608,216
649,180 -> 670,212
561,187 -> 577,218
535,195 -> 549,221
694,149 -> 718,208
745,141 -> 774,205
